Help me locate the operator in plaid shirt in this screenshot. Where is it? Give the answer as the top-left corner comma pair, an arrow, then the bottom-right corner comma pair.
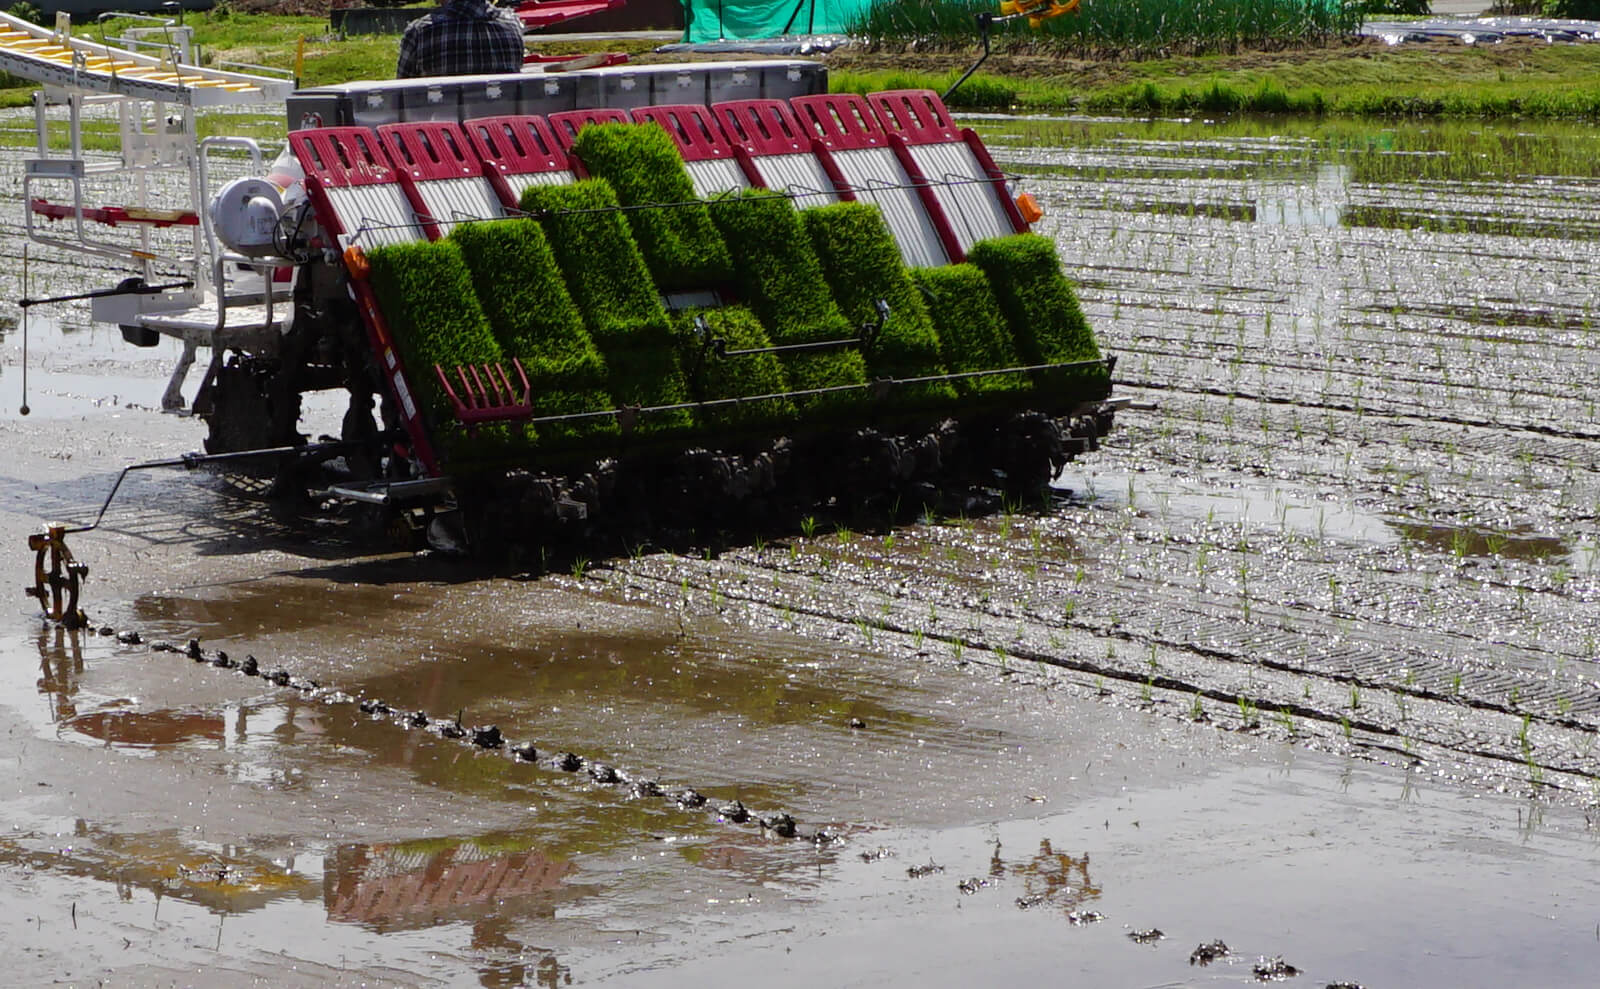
396,0 -> 525,78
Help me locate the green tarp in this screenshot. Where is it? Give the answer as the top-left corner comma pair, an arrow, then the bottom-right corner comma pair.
681,0 -> 871,41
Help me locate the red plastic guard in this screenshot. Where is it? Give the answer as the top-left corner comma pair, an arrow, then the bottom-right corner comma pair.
548,108 -> 631,152
791,94 -> 963,264
30,199 -> 199,228
347,273 -> 443,477
524,51 -> 630,68
629,104 -> 735,162
790,93 -> 890,152
869,89 -> 1029,237
288,127 -> 398,188
712,99 -> 814,156
375,121 -> 484,182
514,0 -> 625,30
466,114 -> 570,176
867,89 -> 962,144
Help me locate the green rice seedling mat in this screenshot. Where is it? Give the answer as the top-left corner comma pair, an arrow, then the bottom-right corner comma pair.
522,179 -> 696,438
674,304 -> 795,432
710,192 -> 866,417
966,233 -> 1109,403
604,345 -> 697,439
520,178 -> 674,351
451,218 -> 618,449
571,122 -> 733,292
910,264 -> 1031,403
366,239 -> 538,461
802,202 -> 956,413
366,239 -> 504,410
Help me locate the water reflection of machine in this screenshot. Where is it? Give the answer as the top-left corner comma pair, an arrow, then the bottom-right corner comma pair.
327,837 -> 579,986
36,625 -> 226,746
1007,837 -> 1099,915
0,815 -> 320,916
34,623 -> 83,725
327,839 -> 577,932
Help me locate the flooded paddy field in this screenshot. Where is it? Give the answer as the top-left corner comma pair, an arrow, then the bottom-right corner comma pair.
2,114 -> 1600,985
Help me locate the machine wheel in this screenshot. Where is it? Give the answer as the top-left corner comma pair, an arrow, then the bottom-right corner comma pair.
197,356 -> 310,501
996,412 -> 1066,501
201,357 -> 304,456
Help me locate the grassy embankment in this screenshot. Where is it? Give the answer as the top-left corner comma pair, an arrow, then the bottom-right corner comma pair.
851,0 -> 1360,59
838,0 -> 1600,116
0,9 -> 658,146
831,38 -> 1600,117
0,6 -> 1595,135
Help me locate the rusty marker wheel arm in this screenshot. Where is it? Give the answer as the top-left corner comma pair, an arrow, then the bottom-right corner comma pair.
25,524 -> 88,628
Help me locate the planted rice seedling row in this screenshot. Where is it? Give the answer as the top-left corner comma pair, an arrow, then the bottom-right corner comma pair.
988,119 -> 1600,547
1112,387 -> 1600,536
1030,216 -> 1600,421
630,491 -> 1600,775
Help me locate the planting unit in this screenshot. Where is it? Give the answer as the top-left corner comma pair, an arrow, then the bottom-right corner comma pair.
12,24 -> 1122,556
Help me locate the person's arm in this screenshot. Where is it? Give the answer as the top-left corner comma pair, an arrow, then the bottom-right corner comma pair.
396,26 -> 419,79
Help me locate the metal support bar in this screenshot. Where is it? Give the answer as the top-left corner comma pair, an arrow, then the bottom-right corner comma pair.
319,477 -> 454,506
487,355 -> 1116,427
720,336 -> 865,358
162,338 -> 199,412
64,440 -> 361,536
691,310 -> 887,362
860,298 -> 890,351
18,277 -> 193,309
944,13 -> 997,104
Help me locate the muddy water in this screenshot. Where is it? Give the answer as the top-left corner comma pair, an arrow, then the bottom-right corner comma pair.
2,116 -> 1600,985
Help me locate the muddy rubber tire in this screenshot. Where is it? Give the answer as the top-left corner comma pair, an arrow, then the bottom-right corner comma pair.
201,360 -> 304,458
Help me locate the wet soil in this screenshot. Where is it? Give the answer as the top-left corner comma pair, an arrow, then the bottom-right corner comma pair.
3,117 -> 1600,985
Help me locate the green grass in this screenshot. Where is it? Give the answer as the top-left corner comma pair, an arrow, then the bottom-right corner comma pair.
982,115 -> 1600,182
966,234 -> 1108,405
0,13 -> 661,148
569,123 -> 733,292
828,43 -> 1600,120
72,12 -> 389,88
0,8 -> 1587,131
966,233 -> 1098,362
0,10 -> 1586,136
800,202 -> 956,412
849,0 -> 1359,60
827,70 -> 1020,110
1076,76 -> 1600,119
69,9 -> 660,89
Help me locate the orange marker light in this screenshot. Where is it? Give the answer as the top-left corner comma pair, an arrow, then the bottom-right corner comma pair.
1016,192 -> 1044,224
344,245 -> 370,279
